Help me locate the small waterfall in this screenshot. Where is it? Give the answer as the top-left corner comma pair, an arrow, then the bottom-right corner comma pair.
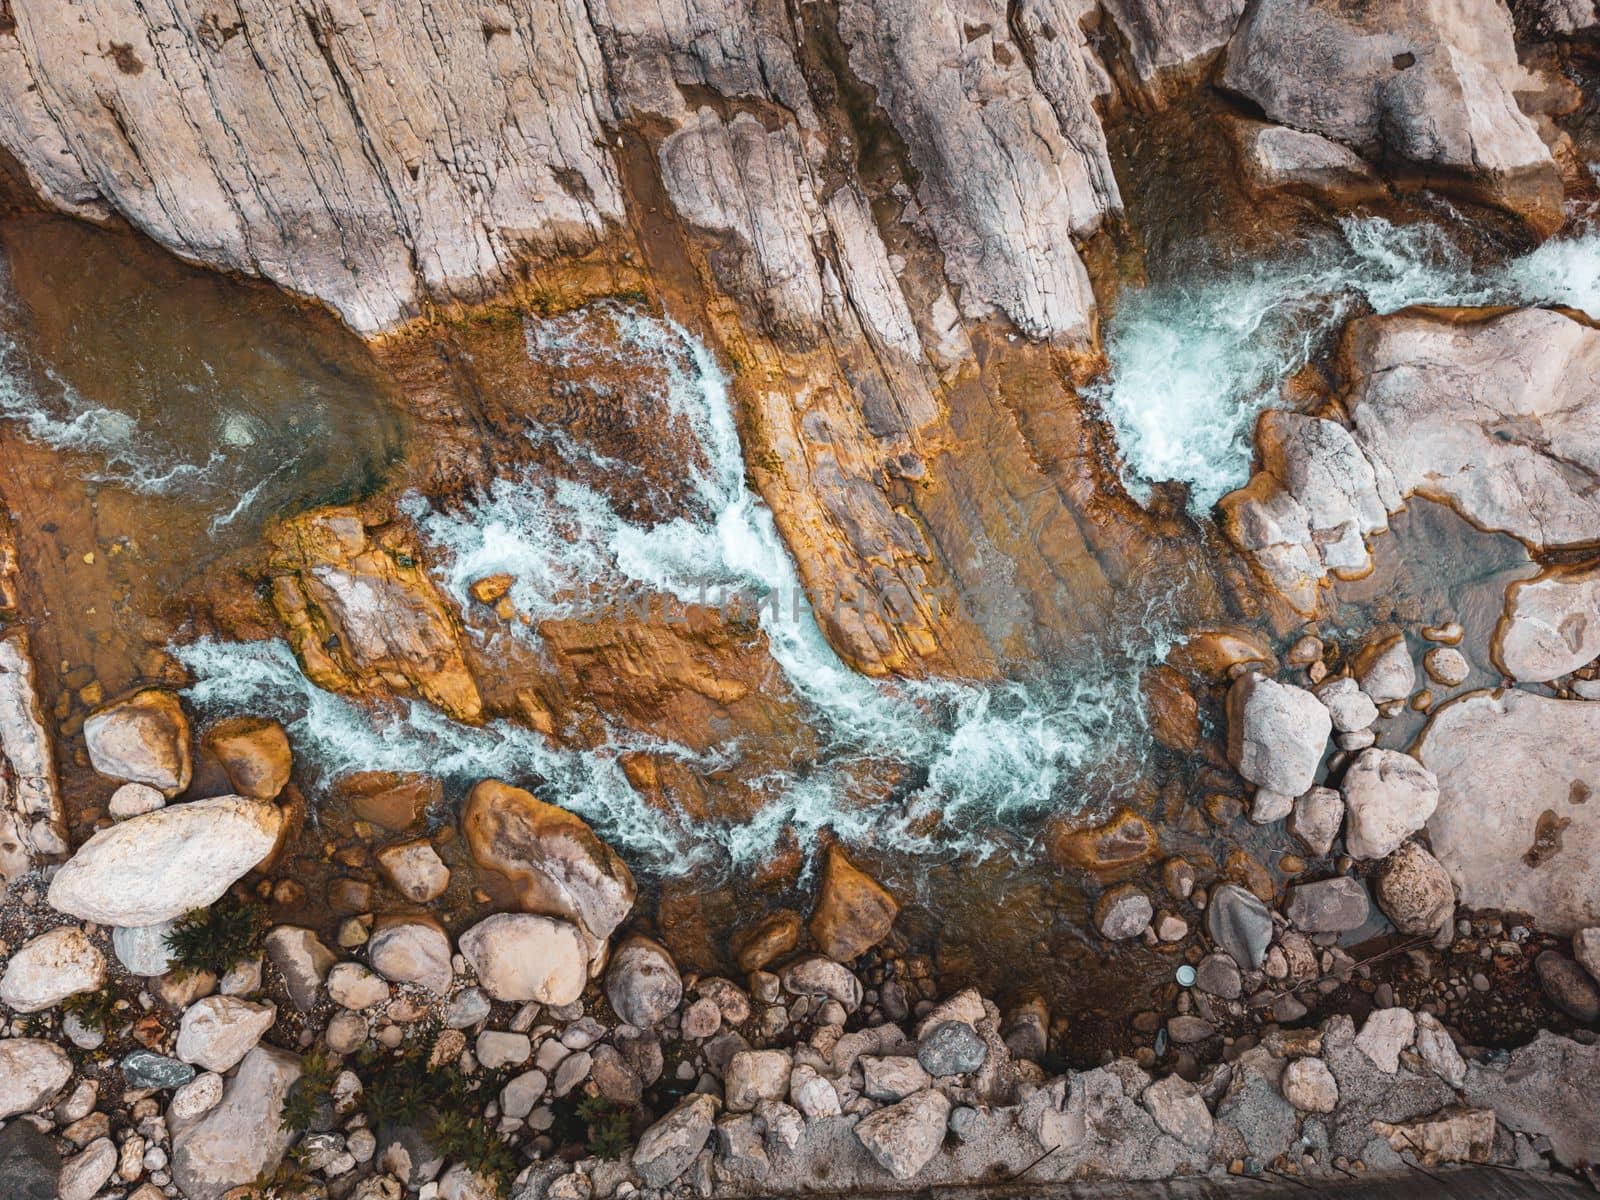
1091,215 -> 1600,513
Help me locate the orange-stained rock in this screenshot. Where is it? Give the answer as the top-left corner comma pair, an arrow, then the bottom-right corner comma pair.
202,716 -> 291,800
461,779 -> 636,955
468,574 -> 514,605
808,847 -> 899,963
1225,849 -> 1277,903
331,772 -> 441,832
1142,665 -> 1201,754
1168,626 -> 1276,681
1044,808 -> 1158,874
269,507 -> 481,722
730,910 -> 803,973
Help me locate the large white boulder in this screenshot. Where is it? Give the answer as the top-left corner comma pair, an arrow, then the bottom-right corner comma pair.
460,913 -> 587,1006
1493,563 -> 1600,683
171,1046 -> 301,1200
0,1038 -> 72,1118
48,796 -> 282,926
1416,689 -> 1600,933
82,688 -> 192,796
175,996 -> 277,1073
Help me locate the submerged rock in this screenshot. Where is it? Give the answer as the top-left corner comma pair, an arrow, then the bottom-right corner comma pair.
1095,883 -> 1154,940
1284,877 -> 1370,933
730,910 -> 802,973
83,688 -> 191,795
1417,689 -> 1600,933
1045,807 -> 1158,873
808,845 -> 898,962
1206,884 -> 1273,970
1231,119 -> 1385,204
48,795 -> 282,926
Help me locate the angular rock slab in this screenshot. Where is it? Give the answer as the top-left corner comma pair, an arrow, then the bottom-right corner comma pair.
172,1045 -> 301,1200
1415,689 -> 1600,934
48,795 -> 281,926
1226,672 -> 1330,796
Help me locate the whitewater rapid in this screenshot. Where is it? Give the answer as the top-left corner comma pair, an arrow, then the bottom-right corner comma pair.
1093,215 -> 1600,512
181,304 -> 1172,871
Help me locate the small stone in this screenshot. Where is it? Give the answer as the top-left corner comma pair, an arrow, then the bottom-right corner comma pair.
1535,951 -> 1600,1022
1289,786 -> 1343,858
1250,788 -> 1294,824
169,1072 -> 224,1121
1316,676 -> 1378,733
631,1094 -> 717,1188
681,996 -> 721,1039
122,1049 -> 196,1090
109,783 -> 166,820
328,962 -> 391,1011
1354,1008 -> 1415,1074
326,1010 -> 368,1054
606,935 -> 682,1027
1354,634 -> 1415,704
375,840 -> 450,903
917,1019 -> 987,1076
57,1137 -> 117,1200
475,1032 -> 532,1069
725,1049 -> 792,1112
1194,953 -> 1243,1000
1167,1016 -> 1215,1044
860,1054 -> 931,1102
175,995 -> 276,1073
1374,842 -> 1455,935
1140,1074 -> 1213,1147
367,916 -> 453,996
202,716 -> 292,800
445,988 -> 491,1029
0,1039 -> 73,1118
789,1064 -> 842,1119
0,925 -> 106,1012
1281,1057 -> 1338,1112
1576,928 -> 1600,986
1285,877 -> 1371,933
83,689 -> 191,794
1341,749 -> 1439,859
265,925 -> 337,1012
1094,883 -> 1153,940
1423,647 -> 1469,687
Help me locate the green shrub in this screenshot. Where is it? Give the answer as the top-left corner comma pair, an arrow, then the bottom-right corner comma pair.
163,896 -> 265,979
61,987 -> 120,1032
576,1094 -> 634,1161
279,1051 -> 338,1134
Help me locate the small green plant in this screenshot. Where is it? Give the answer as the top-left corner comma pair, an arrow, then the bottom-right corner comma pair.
62,986 -> 120,1032
576,1094 -> 634,1161
164,896 -> 265,979
355,1038 -> 518,1196
279,1051 -> 338,1134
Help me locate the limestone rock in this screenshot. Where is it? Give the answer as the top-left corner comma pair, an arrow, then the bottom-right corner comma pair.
172,1046 -> 302,1200
1374,841 -> 1455,935
789,1064 -> 842,1119
0,633 -> 62,871
1576,928 -> 1600,985
1354,1007 -> 1415,1074
1285,877 -> 1370,933
1346,310 -> 1600,550
807,846 -> 898,962
1493,562 -> 1600,683
49,795 -> 282,926
1372,1107 -> 1496,1166
781,956 -> 863,1012
327,964 -> 391,1012
271,508 -> 480,721
1101,0 -> 1247,98
1231,120 -> 1385,204
366,916 -> 454,996
1315,676 -> 1378,734
606,936 -> 681,1028
838,0 -> 1115,343
1289,786 -> 1344,858
1423,647 -> 1471,688
201,716 -> 291,800
1416,689 -> 1600,933
83,689 -> 191,795
0,0 -> 623,334
632,1093 -> 718,1188
108,783 -> 165,820
1226,672 -> 1330,796
1414,1012 -> 1467,1088
724,1049 -> 791,1112
1095,883 -> 1153,940
1463,1031 -> 1600,1168
460,913 -> 587,1005
461,780 -> 634,953
1218,413 -> 1389,615
1206,883 -> 1273,970
1281,1057 -> 1338,1113
861,1054 -> 932,1102
853,1089 -> 951,1181
113,922 -> 178,978
264,926 -> 336,1012
1140,1074 -> 1214,1148
1352,635 -> 1415,706
0,1038 -> 72,1118
1221,0 -> 1561,233
0,925 -> 105,1012
375,840 -> 451,904
1340,749 -> 1438,860
58,1137 -> 116,1200
175,996 -> 276,1073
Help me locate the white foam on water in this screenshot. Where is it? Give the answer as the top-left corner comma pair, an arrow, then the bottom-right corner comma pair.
186,302 -> 1176,872
1093,216 -> 1600,512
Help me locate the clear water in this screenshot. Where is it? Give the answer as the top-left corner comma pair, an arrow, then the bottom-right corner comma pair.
1092,215 -> 1600,512
181,305 -> 1181,872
